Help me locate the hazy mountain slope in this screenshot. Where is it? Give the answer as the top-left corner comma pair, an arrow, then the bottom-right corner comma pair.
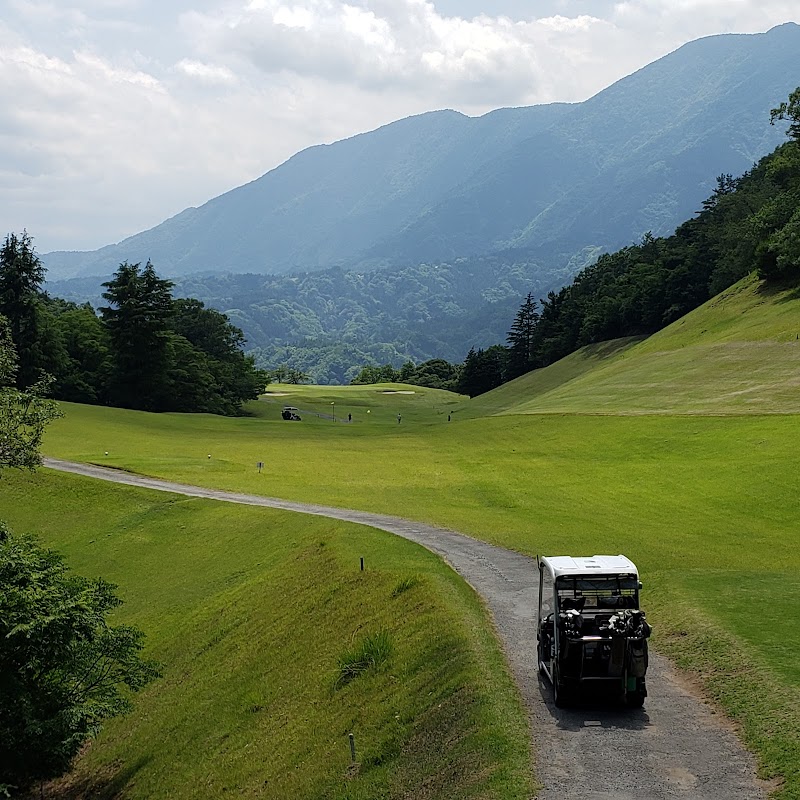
375,24 -> 799,265
42,104 -> 571,278
41,24 -> 798,281
46,250 -> 560,383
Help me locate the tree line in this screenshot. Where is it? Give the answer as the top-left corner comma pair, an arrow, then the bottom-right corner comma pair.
456,88 -> 800,397
350,358 -> 460,391
0,236 -> 266,414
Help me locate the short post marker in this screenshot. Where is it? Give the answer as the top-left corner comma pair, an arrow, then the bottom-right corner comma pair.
360,557 -> 364,572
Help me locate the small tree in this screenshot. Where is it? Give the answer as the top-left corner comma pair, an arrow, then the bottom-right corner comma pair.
0,526 -> 160,794
0,318 -> 158,795
270,365 -> 290,383
285,368 -> 310,385
0,316 -> 61,471
770,86 -> 800,142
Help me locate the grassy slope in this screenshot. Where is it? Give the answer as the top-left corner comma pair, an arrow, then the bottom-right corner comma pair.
37,273 -> 800,796
452,337 -> 642,419
494,274 -> 800,415
0,471 -> 532,799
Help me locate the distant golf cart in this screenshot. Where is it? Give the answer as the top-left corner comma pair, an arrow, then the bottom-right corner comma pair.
281,406 -> 301,421
537,555 -> 651,708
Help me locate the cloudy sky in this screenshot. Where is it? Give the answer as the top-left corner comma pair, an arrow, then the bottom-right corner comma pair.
1,0 -> 797,253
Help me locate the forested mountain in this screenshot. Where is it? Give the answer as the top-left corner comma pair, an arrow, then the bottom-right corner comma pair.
47,250 -> 565,383
455,92 -> 800,397
42,24 -> 798,282
38,89 -> 800,391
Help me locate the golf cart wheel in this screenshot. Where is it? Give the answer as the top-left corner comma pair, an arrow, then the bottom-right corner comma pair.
625,691 -> 646,708
553,664 -> 570,708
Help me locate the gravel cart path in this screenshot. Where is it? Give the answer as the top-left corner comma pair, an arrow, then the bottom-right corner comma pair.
44,458 -> 767,799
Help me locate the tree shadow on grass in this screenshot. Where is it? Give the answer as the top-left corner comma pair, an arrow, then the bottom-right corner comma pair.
35,756 -> 153,800
754,279 -> 800,304
579,336 -> 645,361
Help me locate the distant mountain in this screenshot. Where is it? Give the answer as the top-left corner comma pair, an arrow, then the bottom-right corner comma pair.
47,249 -> 562,383
42,23 -> 799,281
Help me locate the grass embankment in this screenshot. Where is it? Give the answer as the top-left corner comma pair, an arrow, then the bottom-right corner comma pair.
39,273 -> 800,796
0,471 -> 532,799
487,274 -> 800,415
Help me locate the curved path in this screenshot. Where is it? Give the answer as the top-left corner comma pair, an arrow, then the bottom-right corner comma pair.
44,458 -> 766,799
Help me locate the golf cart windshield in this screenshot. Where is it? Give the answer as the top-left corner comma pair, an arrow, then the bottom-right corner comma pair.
556,575 -> 639,610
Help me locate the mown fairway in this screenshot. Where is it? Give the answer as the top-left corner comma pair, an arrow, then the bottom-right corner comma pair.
458,274 -> 800,417
30,274 -> 800,796
0,469 -> 532,799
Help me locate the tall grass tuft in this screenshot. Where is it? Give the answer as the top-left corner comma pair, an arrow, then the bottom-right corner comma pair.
336,629 -> 393,688
391,575 -> 419,598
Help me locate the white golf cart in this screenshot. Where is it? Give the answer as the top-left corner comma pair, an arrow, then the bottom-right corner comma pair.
537,554 -> 651,708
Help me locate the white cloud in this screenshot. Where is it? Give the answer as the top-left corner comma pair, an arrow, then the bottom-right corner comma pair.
175,58 -> 237,84
183,2 -> 618,104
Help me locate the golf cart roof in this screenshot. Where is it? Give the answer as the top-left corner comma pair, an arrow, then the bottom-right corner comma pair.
540,555 -> 639,579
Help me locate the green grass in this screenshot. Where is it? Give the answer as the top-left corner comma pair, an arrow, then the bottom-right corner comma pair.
486,274 -> 800,415
453,337 -> 642,419
336,629 -> 394,688
258,382 -> 464,426
41,408 -> 800,795
0,470 -> 533,800
34,272 -> 800,796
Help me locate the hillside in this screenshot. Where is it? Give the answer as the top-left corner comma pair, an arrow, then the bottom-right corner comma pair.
0,470 -> 531,799
459,273 -> 800,416
41,24 -> 798,281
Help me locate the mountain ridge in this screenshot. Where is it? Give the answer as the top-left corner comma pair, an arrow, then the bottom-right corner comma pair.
41,23 -> 798,281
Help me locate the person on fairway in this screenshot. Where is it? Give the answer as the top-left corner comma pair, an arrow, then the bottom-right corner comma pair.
397,413 -> 402,424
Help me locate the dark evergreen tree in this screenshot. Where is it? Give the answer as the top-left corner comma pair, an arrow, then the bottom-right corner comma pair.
506,293 -> 540,379
0,231 -> 47,388
100,261 -> 175,410
458,345 -> 507,397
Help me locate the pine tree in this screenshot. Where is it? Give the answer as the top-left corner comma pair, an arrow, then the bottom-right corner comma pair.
100,261 -> 175,410
506,293 -> 540,380
0,231 -> 47,388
